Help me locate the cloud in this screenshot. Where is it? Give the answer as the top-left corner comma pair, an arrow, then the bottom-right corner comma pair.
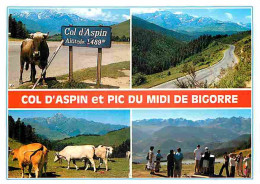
67,8 -> 105,19
122,14 -> 130,20
55,8 -> 128,22
131,8 -> 162,14
225,12 -> 233,20
173,11 -> 182,15
246,15 -> 252,19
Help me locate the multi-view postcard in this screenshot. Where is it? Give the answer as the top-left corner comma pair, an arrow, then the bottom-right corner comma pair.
6,6 -> 253,181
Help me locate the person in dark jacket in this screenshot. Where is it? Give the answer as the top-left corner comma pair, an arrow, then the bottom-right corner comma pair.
219,152 -> 230,177
167,150 -> 175,178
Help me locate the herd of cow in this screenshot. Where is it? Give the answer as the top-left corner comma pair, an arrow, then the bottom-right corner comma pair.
9,143 -> 115,178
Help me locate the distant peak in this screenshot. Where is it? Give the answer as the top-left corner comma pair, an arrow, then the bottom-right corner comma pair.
53,113 -> 66,118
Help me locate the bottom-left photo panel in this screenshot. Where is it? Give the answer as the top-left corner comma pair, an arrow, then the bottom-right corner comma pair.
7,110 -> 131,178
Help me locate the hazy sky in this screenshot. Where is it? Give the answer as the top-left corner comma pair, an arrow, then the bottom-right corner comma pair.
9,110 -> 130,126
132,8 -> 252,24
9,8 -> 130,23
132,109 -> 251,121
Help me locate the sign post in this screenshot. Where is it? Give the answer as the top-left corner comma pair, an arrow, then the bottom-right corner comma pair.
69,46 -> 73,82
61,25 -> 112,88
97,48 -> 102,87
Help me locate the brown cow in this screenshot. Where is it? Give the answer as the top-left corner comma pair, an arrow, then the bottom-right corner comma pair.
10,143 -> 48,178
20,32 -> 49,85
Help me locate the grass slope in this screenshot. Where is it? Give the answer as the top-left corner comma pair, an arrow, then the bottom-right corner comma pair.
133,41 -> 228,88
216,34 -> 251,88
111,20 -> 130,38
56,127 -> 130,147
8,138 -> 130,178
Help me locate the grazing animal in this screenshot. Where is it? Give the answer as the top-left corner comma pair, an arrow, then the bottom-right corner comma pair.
94,145 -> 113,171
20,32 -> 49,85
126,151 -> 131,159
54,145 -> 96,172
10,143 -> 48,178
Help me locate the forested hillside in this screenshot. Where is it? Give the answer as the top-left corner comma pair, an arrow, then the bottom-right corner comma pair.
132,21 -> 228,87
8,14 -> 28,38
132,16 -> 193,41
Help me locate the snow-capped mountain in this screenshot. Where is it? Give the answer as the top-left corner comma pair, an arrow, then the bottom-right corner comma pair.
135,11 -> 251,35
11,10 -> 118,35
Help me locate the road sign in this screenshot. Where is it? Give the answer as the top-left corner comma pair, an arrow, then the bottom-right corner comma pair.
61,26 -> 112,48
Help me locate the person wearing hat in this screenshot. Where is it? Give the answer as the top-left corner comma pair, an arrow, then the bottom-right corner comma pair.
203,147 -> 210,174
194,144 -> 202,174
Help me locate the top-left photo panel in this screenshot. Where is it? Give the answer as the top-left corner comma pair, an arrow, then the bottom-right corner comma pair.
8,8 -> 130,89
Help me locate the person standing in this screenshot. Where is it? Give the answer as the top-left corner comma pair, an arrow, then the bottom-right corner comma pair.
147,146 -> 155,174
203,147 -> 210,174
229,153 -> 236,177
155,150 -> 163,172
236,152 -> 244,176
219,152 -> 230,177
167,150 -> 175,178
174,148 -> 184,178
243,154 -> 251,178
194,144 -> 202,174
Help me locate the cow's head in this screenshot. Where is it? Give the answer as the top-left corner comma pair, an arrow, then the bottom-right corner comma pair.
106,147 -> 113,156
54,152 -> 61,162
29,32 -> 49,58
10,149 -> 19,161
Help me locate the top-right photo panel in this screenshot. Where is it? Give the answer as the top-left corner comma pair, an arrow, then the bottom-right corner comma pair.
132,8 -> 252,89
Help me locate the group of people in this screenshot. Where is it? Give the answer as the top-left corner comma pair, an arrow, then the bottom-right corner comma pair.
219,151 -> 251,178
146,146 -> 184,178
194,144 -> 251,178
145,145 -> 251,178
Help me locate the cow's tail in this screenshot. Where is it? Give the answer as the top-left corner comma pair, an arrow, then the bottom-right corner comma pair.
23,146 -> 44,161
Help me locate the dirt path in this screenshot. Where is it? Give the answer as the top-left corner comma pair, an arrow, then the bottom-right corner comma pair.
8,41 -> 130,88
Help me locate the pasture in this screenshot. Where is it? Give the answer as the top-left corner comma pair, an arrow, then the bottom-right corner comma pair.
8,139 -> 130,178
9,150 -> 130,178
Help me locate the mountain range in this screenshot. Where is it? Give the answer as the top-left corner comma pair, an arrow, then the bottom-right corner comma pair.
22,113 -> 127,140
135,11 -> 251,36
11,10 -> 119,35
132,117 -> 251,162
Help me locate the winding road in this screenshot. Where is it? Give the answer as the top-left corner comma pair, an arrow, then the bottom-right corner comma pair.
152,45 -> 238,89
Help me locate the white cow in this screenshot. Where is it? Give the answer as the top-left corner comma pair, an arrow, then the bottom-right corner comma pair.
54,145 -> 96,172
95,145 -> 113,171
86,145 -> 113,171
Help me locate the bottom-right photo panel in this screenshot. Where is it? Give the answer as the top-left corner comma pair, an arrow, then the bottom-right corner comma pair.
132,109 -> 252,178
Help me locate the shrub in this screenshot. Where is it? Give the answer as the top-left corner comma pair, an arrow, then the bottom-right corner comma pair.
133,73 -> 147,86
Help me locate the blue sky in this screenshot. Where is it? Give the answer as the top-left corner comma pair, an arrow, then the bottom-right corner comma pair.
9,110 -> 130,126
9,8 -> 130,23
132,109 -> 251,121
132,8 -> 252,24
